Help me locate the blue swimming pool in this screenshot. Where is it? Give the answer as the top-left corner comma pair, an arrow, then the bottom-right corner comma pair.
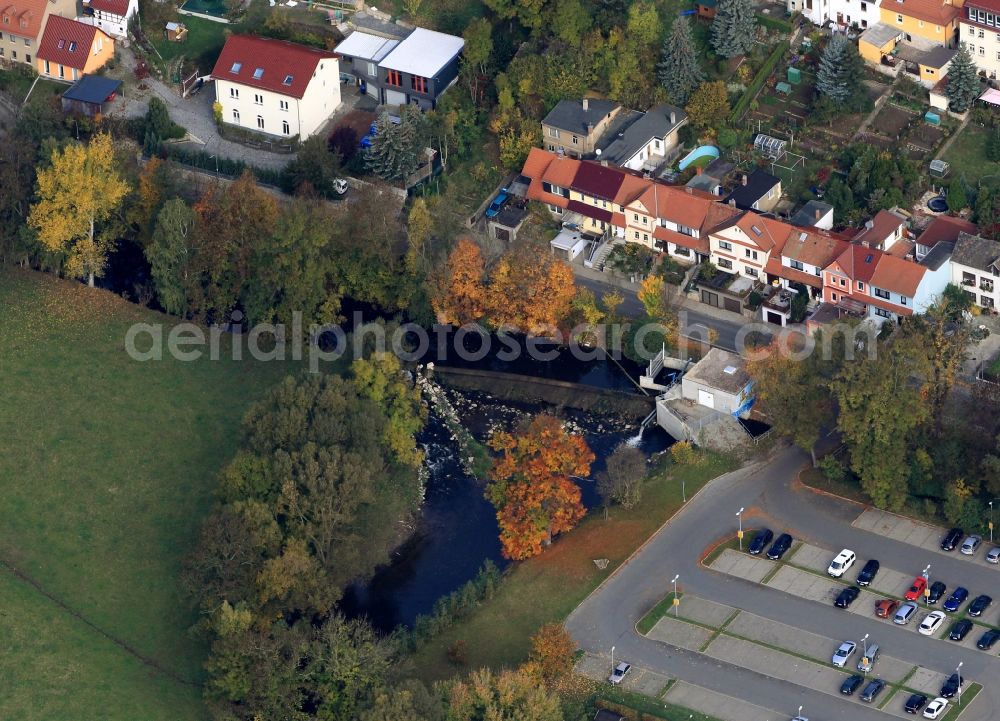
928,196 -> 948,213
679,145 -> 720,171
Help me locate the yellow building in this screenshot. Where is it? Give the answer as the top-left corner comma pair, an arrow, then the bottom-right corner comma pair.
36,15 -> 113,82
878,0 -> 962,46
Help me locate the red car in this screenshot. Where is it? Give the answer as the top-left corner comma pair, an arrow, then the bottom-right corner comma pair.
875,599 -> 900,618
905,577 -> 928,601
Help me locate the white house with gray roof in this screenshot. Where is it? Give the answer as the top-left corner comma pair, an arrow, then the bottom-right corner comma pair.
951,231 -> 1000,311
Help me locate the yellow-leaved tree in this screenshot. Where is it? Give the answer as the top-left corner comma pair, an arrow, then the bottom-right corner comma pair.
28,133 -> 130,287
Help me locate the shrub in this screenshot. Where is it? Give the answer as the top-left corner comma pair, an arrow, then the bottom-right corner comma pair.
447,639 -> 468,665
818,454 -> 846,484
671,440 -> 701,466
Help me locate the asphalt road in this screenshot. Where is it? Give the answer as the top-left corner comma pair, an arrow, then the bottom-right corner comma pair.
573,275 -> 769,353
566,445 -> 999,721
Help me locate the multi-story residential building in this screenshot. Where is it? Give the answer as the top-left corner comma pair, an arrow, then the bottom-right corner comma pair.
959,0 -> 1000,79
335,27 -> 463,109
951,231 -> 1000,310
852,209 -> 907,251
822,240 -> 953,322
212,35 -> 341,140
791,0 -> 882,29
36,15 -> 113,82
541,99 -> 687,171
0,0 -> 77,67
768,228 -> 850,298
723,169 -> 782,212
914,214 -> 978,259
708,212 -> 791,281
878,0 -> 962,47
80,0 -> 137,39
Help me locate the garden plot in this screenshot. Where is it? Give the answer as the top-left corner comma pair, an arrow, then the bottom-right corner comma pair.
906,124 -> 947,159
871,102 -> 919,139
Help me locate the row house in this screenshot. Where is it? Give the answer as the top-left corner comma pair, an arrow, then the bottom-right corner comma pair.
0,0 -> 76,67
80,0 -> 137,39
960,0 -> 1000,79
951,231 -> 1000,310
822,241 -> 953,322
789,0 -> 882,29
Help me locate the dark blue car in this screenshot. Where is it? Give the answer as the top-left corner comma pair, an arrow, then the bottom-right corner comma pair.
485,190 -> 509,219
748,528 -> 773,555
943,587 -> 969,612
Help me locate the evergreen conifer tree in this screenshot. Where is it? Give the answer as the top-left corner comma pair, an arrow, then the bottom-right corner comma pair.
711,0 -> 757,58
945,44 -> 980,113
657,16 -> 705,105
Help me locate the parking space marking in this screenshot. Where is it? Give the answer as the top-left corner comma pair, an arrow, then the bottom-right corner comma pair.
673,595 -> 737,627
853,508 -> 1000,570
709,548 -> 773,583
906,667 -> 950,696
647,615 -> 715,651
622,666 -> 670,697
663,681 -> 778,721
573,652 -> 611,683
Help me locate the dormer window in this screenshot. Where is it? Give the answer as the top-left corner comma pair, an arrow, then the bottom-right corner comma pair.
252,67 -> 263,79
230,61 -> 241,73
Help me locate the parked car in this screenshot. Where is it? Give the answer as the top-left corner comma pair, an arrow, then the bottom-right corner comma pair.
968,594 -> 992,617
918,611 -> 946,635
894,601 -> 919,625
927,581 -> 947,604
835,586 -> 861,609
856,558 -> 880,586
861,678 -> 886,703
943,587 -> 969,612
332,178 -> 348,196
857,642 -> 880,673
767,533 -> 793,560
875,599 -> 900,618
941,528 -> 964,551
961,534 -> 983,556
905,577 -> 928,601
923,697 -> 948,719
904,693 -> 928,714
832,641 -> 856,667
948,619 -> 973,641
747,528 -> 773,555
828,549 -> 857,577
840,674 -> 864,695
608,662 -> 631,685
941,673 -> 963,699
987,546 -> 1000,564
485,190 -> 509,219
977,628 -> 1000,650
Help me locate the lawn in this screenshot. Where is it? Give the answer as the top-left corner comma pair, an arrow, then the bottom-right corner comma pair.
407,453 -> 738,681
0,68 -> 70,106
944,122 -> 1000,186
0,268 -> 330,720
149,15 -> 227,73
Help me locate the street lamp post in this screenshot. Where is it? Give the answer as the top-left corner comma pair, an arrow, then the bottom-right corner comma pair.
990,500 -> 994,544
922,564 -> 931,605
672,574 -> 680,617
957,662 -> 964,707
737,507 -> 745,551
860,633 -> 869,676
611,645 -> 615,674
797,705 -> 803,719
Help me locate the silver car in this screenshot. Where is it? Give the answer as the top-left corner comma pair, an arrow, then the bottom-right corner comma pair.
832,640 -> 857,667
894,601 -> 919,625
987,546 -> 1000,564
961,535 -> 982,556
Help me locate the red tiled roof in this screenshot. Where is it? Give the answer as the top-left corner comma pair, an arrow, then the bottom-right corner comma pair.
0,0 -> 49,41
654,225 -> 709,254
567,199 -> 612,223
964,0 -> 1000,14
853,209 -> 905,248
831,244 -> 883,284
89,0 -> 129,16
765,257 -> 823,289
37,16 -> 104,70
916,215 -> 978,249
572,161 -> 628,201
211,34 -> 336,100
893,0 -> 961,25
782,228 -> 849,268
870,254 -> 926,296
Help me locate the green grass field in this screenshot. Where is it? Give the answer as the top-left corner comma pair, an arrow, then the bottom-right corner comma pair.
943,123 -> 999,187
0,268 -> 326,720
150,15 -> 227,71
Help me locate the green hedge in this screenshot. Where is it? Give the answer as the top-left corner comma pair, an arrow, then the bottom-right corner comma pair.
160,145 -> 285,186
756,13 -> 793,32
729,40 -> 790,124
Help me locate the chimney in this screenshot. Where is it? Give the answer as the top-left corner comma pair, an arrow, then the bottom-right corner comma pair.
669,111 -> 676,124
742,174 -> 748,186
601,159 -> 608,167
582,97 -> 589,112
815,208 -> 822,220
860,240 -> 870,248
586,122 -> 594,136
865,219 -> 874,230
728,198 -> 736,207
686,187 -> 693,195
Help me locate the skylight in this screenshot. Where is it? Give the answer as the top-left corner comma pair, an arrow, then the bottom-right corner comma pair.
68,40 -> 77,52
230,62 -> 242,73
723,366 -> 737,375
865,254 -> 874,263
750,224 -> 762,236
253,67 -> 264,80
57,38 -> 65,49
282,74 -> 293,85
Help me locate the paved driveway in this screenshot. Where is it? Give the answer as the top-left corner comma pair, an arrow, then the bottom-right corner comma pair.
566,445 -> 1000,721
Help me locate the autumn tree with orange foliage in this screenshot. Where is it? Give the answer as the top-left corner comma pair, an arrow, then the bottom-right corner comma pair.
432,237 -> 488,325
528,623 -> 576,684
486,244 -> 576,334
487,414 -> 594,560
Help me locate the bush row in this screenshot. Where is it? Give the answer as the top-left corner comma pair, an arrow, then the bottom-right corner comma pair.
730,40 -> 790,124
402,560 -> 503,650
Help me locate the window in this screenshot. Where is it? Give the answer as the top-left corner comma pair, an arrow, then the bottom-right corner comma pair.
386,69 -> 401,86
984,295 -> 996,308
256,115 -> 264,129
643,234 -> 649,242
677,224 -> 695,237
23,37 -> 29,45
548,127 -> 558,139
981,46 -> 987,55
253,67 -> 264,80
254,93 -> 263,105
839,277 -> 846,287
43,60 -> 49,74
857,281 -> 864,290
283,74 -> 293,86
900,296 -> 907,305
1,48 -> 5,57
279,99 -> 288,111
366,61 -> 376,76
68,40 -> 76,52
410,75 -> 427,93
571,135 -> 578,145
832,292 -> 838,301
282,120 -> 290,135
718,258 -> 733,269
232,109 -> 240,123
790,259 -> 804,271
641,216 -> 647,224
24,53 -> 28,63
874,307 -> 891,318
745,267 -> 759,277
719,240 -> 733,251
230,87 -> 239,99
633,214 -> 639,221
874,287 -> 890,299
897,13 -> 903,22
861,1 -> 866,9
745,249 -> 758,260
634,231 -> 640,240
980,28 -> 985,37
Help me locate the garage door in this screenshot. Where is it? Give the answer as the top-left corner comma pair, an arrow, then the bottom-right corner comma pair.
724,298 -> 741,313
384,89 -> 408,106
766,310 -> 783,325
698,389 -> 715,409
